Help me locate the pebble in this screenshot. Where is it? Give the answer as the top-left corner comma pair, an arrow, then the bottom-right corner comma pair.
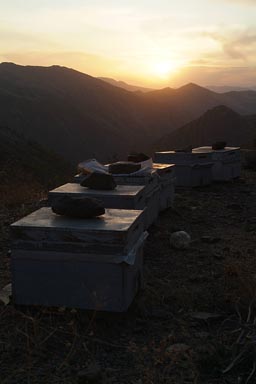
170,231 -> 191,249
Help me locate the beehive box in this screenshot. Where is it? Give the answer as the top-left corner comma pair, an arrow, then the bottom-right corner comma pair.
192,146 -> 241,181
11,207 -> 146,312
111,169 -> 159,192
152,163 -> 176,211
154,151 -> 213,165
48,183 -> 155,229
49,184 -> 146,210
174,163 -> 213,187
154,152 -> 213,187
74,168 -> 160,226
108,171 -> 160,228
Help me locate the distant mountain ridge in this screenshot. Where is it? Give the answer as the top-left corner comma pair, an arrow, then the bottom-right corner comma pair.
98,77 -> 256,94
156,105 -> 256,151
206,85 -> 256,93
98,77 -> 153,92
1,63 -> 256,163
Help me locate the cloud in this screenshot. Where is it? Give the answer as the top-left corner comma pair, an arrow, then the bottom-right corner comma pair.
0,25 -> 61,52
204,28 -> 256,61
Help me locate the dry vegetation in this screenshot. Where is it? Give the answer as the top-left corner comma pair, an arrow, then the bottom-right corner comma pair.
1,169 -> 256,383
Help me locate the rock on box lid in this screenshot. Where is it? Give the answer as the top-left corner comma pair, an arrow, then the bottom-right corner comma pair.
48,183 -> 147,211
11,207 -> 145,254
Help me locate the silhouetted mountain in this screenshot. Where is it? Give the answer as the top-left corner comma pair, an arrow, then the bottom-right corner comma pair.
207,85 -> 256,93
143,83 -> 256,133
156,106 -> 256,150
137,84 -> 220,134
0,125 -> 72,187
0,63 -> 157,163
98,77 -> 153,92
1,63 -> 256,163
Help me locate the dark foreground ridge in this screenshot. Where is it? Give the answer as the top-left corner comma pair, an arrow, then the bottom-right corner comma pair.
1,170 -> 256,383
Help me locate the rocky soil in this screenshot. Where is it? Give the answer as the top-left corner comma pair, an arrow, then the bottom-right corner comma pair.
1,170 -> 256,383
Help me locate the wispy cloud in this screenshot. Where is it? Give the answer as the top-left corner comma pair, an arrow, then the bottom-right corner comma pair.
203,28 -> 256,61
0,25 -> 61,52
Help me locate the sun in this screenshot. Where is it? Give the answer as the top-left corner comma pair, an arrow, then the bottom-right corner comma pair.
151,61 -> 178,78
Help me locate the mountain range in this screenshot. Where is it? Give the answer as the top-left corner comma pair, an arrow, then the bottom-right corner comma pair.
1,62 -> 256,165
98,77 -> 153,93
99,77 -> 256,94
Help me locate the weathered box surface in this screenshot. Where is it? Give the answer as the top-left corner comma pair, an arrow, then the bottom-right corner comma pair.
66,174 -> 160,229
108,169 -> 164,226
154,152 -> 213,187
111,170 -> 159,194
192,146 -> 241,180
49,183 -> 146,210
11,207 -> 146,312
154,151 -> 213,165
11,207 -> 144,254
49,183 -> 157,229
174,163 -> 213,187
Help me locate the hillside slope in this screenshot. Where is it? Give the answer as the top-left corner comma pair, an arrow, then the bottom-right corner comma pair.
0,125 -> 72,191
0,63 -> 155,163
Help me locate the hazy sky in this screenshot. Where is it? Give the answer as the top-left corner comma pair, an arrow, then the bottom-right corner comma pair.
1,0 -> 255,87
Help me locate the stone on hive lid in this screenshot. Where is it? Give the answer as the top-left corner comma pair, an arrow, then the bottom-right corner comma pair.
51,195 -> 105,218
109,161 -> 141,174
80,172 -> 116,190
212,141 -> 227,150
127,152 -> 150,163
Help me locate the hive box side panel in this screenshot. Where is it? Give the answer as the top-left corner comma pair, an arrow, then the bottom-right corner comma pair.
174,165 -> 212,187
48,184 -> 146,211
11,208 -> 145,254
159,182 -> 175,211
11,248 -> 144,312
212,162 -> 241,181
155,152 -> 212,165
144,188 -> 160,228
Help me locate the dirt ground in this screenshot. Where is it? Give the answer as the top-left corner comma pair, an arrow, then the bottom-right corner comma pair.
1,170 -> 256,384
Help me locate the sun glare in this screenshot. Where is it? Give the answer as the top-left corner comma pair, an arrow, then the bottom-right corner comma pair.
151,61 -> 179,78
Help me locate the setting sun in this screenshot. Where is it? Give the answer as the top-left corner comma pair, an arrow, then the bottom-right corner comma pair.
151,61 -> 178,78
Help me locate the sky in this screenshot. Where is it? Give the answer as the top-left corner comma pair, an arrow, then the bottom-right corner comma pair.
0,0 -> 256,88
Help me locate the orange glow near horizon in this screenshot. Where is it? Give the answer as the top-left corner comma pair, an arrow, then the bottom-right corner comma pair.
149,60 -> 180,79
